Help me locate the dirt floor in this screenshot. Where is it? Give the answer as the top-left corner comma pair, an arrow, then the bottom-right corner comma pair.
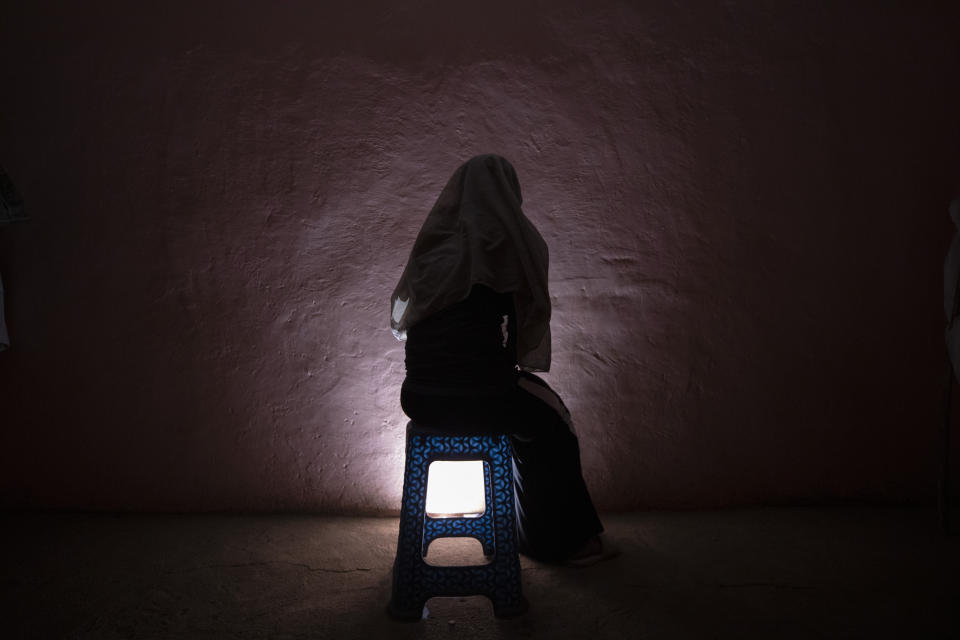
3,508 -> 958,639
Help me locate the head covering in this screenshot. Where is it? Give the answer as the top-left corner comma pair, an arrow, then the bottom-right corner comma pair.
390,154 -> 551,371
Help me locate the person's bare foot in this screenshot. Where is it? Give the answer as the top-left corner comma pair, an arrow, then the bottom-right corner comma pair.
563,534 -> 620,567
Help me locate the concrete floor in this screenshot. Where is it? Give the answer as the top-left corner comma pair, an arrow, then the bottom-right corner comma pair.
2,508 -> 957,639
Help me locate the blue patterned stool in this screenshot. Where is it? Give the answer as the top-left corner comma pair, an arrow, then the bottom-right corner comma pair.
387,421 -> 527,620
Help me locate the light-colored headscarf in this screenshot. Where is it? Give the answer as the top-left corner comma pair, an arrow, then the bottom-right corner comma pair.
390,154 -> 551,372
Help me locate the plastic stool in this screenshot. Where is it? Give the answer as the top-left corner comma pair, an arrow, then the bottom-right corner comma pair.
387,421 -> 527,620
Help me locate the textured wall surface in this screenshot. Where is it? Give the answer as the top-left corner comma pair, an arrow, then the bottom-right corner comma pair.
0,1 -> 957,513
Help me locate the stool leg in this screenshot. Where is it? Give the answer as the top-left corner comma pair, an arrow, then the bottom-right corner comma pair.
480,459 -> 496,557
490,435 -> 528,618
387,561 -> 426,621
388,436 -> 429,621
489,543 -> 528,618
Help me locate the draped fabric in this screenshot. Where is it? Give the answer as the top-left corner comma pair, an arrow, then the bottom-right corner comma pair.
390,154 -> 551,372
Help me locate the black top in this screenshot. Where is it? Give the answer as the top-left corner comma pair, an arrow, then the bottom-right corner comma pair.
404,284 -> 518,395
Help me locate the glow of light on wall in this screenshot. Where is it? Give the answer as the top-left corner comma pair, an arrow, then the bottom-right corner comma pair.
425,460 -> 486,518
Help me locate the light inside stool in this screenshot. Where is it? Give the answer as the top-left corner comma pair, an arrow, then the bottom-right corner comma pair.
425,460 -> 485,518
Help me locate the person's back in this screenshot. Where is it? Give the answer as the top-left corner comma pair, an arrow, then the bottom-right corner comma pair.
404,284 -> 518,397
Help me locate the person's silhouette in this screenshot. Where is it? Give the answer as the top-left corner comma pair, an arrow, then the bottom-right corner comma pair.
390,154 -> 614,563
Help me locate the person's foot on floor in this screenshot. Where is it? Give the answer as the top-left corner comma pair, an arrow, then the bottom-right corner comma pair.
562,534 -> 620,567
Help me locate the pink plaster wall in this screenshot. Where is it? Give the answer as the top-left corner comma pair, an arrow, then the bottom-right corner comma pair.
0,1 -> 957,512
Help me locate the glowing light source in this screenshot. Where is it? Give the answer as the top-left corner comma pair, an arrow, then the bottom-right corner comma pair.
425,460 -> 486,518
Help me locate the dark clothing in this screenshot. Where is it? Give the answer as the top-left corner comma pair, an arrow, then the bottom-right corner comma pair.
402,285 -> 603,562
404,285 -> 518,396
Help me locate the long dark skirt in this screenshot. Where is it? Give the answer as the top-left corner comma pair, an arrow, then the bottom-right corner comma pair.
400,371 -> 604,562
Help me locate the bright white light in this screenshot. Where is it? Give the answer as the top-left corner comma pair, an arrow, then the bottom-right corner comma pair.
425,460 -> 486,518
